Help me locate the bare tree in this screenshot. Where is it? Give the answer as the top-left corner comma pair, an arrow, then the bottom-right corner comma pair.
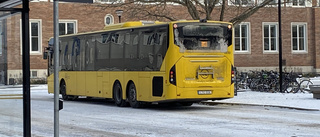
92,0 -> 283,25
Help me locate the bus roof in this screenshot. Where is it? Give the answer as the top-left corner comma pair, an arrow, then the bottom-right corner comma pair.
103,21 -> 165,30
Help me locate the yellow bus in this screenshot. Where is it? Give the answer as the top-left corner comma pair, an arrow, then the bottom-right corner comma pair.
44,20 -> 234,108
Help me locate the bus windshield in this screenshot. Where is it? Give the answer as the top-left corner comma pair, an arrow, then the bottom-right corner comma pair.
174,22 -> 232,53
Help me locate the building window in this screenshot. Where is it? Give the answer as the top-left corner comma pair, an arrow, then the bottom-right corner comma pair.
105,14 -> 114,25
0,23 -> 2,55
59,20 -> 77,35
30,0 -> 48,2
235,23 -> 250,52
263,23 -> 278,52
30,20 -> 42,53
292,0 -> 305,6
31,71 -> 38,78
228,0 -> 254,6
94,0 -> 124,3
292,23 -> 307,52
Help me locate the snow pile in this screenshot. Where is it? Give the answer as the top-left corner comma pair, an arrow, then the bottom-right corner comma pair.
214,91 -> 320,110
213,77 -> 320,110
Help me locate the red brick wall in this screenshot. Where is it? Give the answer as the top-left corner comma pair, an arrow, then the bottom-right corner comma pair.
233,7 -> 315,69
314,8 -> 320,70
5,2 -> 320,72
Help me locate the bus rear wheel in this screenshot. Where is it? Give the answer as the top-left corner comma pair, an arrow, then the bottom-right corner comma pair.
113,82 -> 128,107
60,81 -> 68,100
128,83 -> 143,108
180,102 -> 193,106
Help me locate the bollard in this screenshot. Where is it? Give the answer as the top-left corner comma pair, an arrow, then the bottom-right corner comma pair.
309,85 -> 320,99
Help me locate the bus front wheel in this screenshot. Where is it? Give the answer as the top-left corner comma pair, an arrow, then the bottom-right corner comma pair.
128,83 -> 143,108
113,82 -> 128,107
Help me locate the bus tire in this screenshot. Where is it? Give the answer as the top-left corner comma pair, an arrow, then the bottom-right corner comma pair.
180,102 -> 193,106
60,80 -> 68,100
128,83 -> 143,108
113,82 -> 128,107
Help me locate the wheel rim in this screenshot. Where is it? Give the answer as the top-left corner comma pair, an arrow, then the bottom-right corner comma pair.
300,80 -> 313,92
60,81 -> 68,100
129,84 -> 136,102
115,85 -> 122,103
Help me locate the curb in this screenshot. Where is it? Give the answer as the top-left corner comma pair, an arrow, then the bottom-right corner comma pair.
200,101 -> 320,111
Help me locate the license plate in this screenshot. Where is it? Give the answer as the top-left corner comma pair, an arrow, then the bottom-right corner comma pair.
198,90 -> 212,95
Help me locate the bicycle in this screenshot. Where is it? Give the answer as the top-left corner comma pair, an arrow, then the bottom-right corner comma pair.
282,73 -> 313,93
296,75 -> 313,93
235,71 -> 249,91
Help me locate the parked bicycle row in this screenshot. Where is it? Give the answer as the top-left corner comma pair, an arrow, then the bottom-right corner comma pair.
235,70 -> 313,93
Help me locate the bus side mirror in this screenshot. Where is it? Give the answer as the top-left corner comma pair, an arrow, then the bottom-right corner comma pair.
43,51 -> 48,60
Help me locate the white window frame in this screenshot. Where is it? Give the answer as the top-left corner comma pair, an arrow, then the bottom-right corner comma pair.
59,20 -> 77,35
30,20 -> 42,54
292,0 -> 306,7
31,70 -> 38,78
257,0 -> 285,7
212,0 -> 223,6
228,0 -> 255,6
104,14 -> 114,26
167,0 -> 222,6
30,0 -> 48,2
262,22 -> 278,53
288,0 -> 312,7
234,22 -> 251,54
20,19 -> 42,55
94,0 -> 124,4
291,22 -> 307,53
21,19 -> 42,55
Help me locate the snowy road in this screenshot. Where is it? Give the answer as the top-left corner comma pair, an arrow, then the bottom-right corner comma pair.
1,85 -> 320,137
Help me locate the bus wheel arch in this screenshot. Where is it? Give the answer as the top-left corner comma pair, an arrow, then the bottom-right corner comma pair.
112,80 -> 128,107
59,79 -> 78,101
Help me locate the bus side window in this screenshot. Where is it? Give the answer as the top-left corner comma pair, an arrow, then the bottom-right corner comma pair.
110,32 -> 125,70
110,32 -> 124,59
125,33 -> 137,59
154,27 -> 167,69
139,29 -> 155,70
64,44 -> 68,70
101,34 -> 109,43
133,35 -> 138,45
124,33 -> 130,45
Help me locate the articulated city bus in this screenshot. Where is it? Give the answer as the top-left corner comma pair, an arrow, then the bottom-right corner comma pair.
44,20 -> 234,108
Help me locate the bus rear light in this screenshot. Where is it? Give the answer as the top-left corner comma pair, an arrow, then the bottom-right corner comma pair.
231,66 -> 235,84
231,71 -> 235,78
169,65 -> 176,85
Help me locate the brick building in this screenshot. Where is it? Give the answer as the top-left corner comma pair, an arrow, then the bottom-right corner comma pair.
0,0 -> 320,84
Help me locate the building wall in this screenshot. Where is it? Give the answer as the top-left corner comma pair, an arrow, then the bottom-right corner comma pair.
0,20 -> 7,85
314,8 -> 320,72
4,2 -> 320,84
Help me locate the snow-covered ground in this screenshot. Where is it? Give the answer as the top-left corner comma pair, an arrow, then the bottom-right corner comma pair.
211,77 -> 320,111
1,77 -> 320,111
1,83 -> 320,136
213,91 -> 320,110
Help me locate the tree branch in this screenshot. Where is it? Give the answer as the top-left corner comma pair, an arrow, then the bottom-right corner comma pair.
229,0 -> 275,25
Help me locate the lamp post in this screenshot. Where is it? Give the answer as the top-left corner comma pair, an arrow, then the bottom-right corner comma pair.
115,10 -> 123,23
278,0 -> 283,92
